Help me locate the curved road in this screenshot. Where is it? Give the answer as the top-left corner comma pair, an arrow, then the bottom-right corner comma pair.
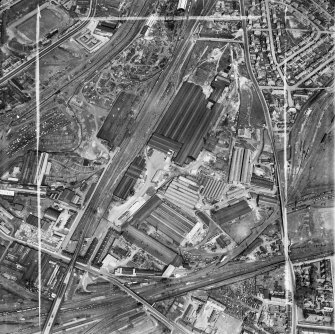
239,1 -> 296,331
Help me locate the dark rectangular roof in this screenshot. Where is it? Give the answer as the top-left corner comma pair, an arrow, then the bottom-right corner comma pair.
153,82 -> 214,165
148,133 -> 183,154
97,93 -> 137,148
174,107 -> 213,165
212,200 -> 251,224
208,87 -> 224,103
113,156 -> 146,200
122,225 -> 179,265
251,174 -> 274,190
58,189 -> 75,204
258,194 -> 277,204
132,195 -> 162,222
211,75 -> 230,89
126,156 -> 146,179
98,22 -> 117,32
26,214 -> 38,227
121,267 -> 134,274
100,21 -> 118,29
113,176 -> 137,200
44,207 -> 60,221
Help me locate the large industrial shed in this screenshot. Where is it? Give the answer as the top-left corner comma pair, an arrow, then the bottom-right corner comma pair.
97,92 -> 137,149
251,174 -> 274,191
164,176 -> 199,210
122,225 -> 181,266
148,82 -> 214,165
130,195 -> 196,246
147,133 -> 183,156
212,200 -> 252,226
113,156 -> 146,200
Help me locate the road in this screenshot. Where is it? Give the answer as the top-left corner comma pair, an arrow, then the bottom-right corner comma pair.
103,275 -> 188,334
196,37 -> 244,43
239,0 -> 286,241
0,0 -> 97,85
239,0 -> 296,331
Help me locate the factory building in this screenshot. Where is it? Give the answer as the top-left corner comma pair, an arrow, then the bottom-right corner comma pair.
195,211 -> 211,226
211,74 -> 231,89
115,267 -> 162,276
212,200 -> 252,226
228,146 -> 252,184
251,174 -> 274,191
226,186 -> 245,200
148,133 -> 182,156
76,0 -> 90,13
96,21 -> 118,33
257,194 -> 277,207
44,207 -> 61,222
113,156 -> 146,200
198,175 -> 225,201
208,74 -> 230,103
130,195 -> 197,246
58,188 -> 76,204
149,82 -> 214,166
122,225 -> 181,265
164,176 -> 199,210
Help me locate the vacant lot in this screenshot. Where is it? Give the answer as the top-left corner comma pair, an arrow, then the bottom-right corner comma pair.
238,81 -> 265,128
17,8 -> 61,41
220,212 -> 256,244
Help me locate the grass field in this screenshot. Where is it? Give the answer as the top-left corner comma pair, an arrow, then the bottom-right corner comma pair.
215,313 -> 242,334
17,8 -> 61,41
250,85 -> 265,127
7,0 -> 48,24
238,83 -> 265,128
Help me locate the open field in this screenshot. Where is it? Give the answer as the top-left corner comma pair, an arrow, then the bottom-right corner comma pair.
6,0 -> 48,24
238,80 -> 265,128
220,212 -> 256,244
17,8 -> 62,41
288,205 -> 335,246
215,312 -> 243,334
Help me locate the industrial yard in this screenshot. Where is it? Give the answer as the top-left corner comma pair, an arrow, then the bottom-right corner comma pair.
0,0 -> 334,333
